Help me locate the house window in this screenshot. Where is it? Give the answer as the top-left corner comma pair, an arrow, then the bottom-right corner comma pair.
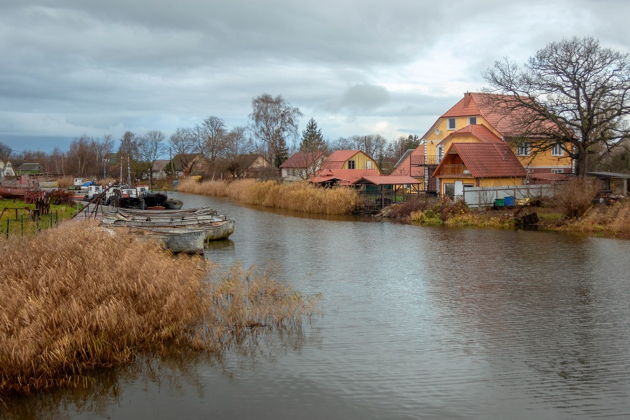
348,160 -> 356,169
517,142 -> 530,156
447,118 -> 456,130
437,145 -> 444,161
366,160 -> 373,169
444,183 -> 455,198
468,117 -> 477,125
551,168 -> 565,174
552,143 -> 563,156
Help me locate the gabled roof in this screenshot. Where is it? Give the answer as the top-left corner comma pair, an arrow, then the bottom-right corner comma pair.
355,175 -> 420,185
18,162 -> 43,171
439,92 -> 553,138
434,143 -> 526,178
310,168 -> 379,185
438,124 -> 502,145
390,145 -> 425,177
235,154 -> 268,168
152,160 -> 170,171
280,151 -> 325,168
320,150 -> 363,169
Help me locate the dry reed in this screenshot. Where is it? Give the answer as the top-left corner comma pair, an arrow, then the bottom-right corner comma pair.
555,177 -> 599,218
0,222 -> 315,398
177,178 -> 359,215
55,176 -> 74,188
560,199 -> 630,238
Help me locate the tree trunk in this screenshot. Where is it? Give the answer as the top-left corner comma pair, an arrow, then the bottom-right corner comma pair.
575,150 -> 588,177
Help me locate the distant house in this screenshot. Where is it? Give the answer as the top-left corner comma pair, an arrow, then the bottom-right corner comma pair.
309,150 -> 381,186
0,160 -> 16,179
16,162 -> 44,175
432,143 -> 526,198
166,154 -> 202,177
280,151 -> 326,182
151,160 -> 170,180
230,154 -> 271,178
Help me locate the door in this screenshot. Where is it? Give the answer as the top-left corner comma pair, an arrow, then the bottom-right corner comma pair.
454,181 -> 464,198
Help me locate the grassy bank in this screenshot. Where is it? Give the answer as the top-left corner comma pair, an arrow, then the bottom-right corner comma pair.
0,222 -> 316,398
0,198 -> 79,237
556,200 -> 630,238
177,178 -> 359,215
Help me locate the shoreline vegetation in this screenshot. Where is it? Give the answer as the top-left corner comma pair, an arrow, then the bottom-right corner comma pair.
0,221 -> 316,400
177,178 -> 359,215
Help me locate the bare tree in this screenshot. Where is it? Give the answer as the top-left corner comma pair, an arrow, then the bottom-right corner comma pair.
169,128 -> 196,175
484,37 -> 630,176
0,142 -> 11,162
118,131 -> 138,184
137,130 -> 165,188
195,116 -> 228,179
250,94 -> 302,167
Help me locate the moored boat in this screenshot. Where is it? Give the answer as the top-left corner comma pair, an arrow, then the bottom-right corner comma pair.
111,226 -> 207,254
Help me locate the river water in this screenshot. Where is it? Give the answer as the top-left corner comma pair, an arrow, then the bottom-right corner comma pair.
6,192 -> 630,419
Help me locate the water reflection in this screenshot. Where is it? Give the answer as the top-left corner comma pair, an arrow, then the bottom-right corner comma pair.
5,192 -> 630,419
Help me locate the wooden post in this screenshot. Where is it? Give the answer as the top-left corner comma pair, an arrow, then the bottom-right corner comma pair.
20,215 -> 23,236
5,219 -> 9,238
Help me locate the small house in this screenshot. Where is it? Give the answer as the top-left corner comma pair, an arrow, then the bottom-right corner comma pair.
280,151 -> 326,181
16,162 -> 44,175
432,143 -> 526,198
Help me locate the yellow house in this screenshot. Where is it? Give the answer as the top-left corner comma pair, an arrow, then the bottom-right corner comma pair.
416,92 -> 573,191
320,150 -> 380,172
432,142 -> 526,198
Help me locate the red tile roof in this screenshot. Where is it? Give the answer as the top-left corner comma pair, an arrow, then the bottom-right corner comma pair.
439,124 -> 502,145
390,145 -> 425,177
310,168 -> 380,185
434,143 -> 526,178
320,150 -> 362,169
441,92 -> 552,137
280,151 -> 325,168
355,175 -> 421,185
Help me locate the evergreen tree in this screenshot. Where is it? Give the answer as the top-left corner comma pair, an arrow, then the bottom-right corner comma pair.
300,118 -> 326,152
274,137 -> 289,167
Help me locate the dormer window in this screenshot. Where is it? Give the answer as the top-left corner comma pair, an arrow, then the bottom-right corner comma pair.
468,117 -> 477,125
447,118 -> 456,130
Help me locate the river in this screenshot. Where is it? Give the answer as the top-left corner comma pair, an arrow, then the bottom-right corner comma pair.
6,191 -> 630,419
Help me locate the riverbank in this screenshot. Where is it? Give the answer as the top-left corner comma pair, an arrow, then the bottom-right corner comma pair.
177,178 -> 358,215
0,221 -> 315,400
380,197 -> 630,239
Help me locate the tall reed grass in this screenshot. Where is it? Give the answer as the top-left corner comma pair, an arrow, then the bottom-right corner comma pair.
177,178 -> 359,215
0,222 -> 315,398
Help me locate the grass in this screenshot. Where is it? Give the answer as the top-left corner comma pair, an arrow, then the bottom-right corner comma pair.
177,178 -> 359,215
558,199 -> 630,238
0,221 -> 316,399
0,198 -> 79,237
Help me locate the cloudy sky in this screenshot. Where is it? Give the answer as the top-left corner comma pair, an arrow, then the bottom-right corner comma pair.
1,0 -> 629,152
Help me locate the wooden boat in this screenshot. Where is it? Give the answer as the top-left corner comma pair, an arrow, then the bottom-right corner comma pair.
106,207 -> 218,217
113,226 -> 207,254
103,218 -> 235,241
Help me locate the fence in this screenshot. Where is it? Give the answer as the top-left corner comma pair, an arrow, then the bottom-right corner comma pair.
462,184 -> 557,208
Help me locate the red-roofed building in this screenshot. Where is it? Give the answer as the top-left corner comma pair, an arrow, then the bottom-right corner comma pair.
309,168 -> 380,186
432,143 -> 526,198
320,150 -> 380,172
417,92 -> 573,192
280,151 -> 326,182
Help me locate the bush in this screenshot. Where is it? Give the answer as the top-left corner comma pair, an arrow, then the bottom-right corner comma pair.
555,178 -> 599,218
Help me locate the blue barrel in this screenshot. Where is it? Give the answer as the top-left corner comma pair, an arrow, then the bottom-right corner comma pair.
504,196 -> 515,207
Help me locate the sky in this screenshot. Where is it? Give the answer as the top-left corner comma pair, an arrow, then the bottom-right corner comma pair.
1,0 -> 629,153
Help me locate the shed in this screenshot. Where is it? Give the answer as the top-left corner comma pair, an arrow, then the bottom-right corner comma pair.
587,172 -> 630,195
354,175 -> 422,209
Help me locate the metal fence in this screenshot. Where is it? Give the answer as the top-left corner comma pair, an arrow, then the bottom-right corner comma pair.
462,184 -> 557,208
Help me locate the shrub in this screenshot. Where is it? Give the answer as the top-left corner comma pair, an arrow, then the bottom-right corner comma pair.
555,177 -> 599,218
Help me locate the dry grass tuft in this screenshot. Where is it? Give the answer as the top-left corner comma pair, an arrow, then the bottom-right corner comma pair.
556,177 -> 599,218
178,178 -> 358,215
55,176 -> 74,188
560,199 -> 630,238
0,222 -> 315,398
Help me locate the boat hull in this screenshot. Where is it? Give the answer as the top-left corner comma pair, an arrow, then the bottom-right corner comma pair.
124,227 -> 206,254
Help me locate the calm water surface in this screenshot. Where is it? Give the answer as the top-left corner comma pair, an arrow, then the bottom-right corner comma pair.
6,192 -> 630,419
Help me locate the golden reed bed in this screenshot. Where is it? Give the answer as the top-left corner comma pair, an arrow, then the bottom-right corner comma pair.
177,178 -> 359,215
0,222 -> 315,398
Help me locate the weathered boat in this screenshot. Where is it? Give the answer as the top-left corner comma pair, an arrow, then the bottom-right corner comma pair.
108,226 -> 207,254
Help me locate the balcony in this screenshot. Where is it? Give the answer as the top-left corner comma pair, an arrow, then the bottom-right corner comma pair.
410,155 -> 440,166
439,164 -> 469,176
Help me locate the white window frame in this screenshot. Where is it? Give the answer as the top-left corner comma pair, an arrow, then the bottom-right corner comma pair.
468,116 -> 477,125
366,160 -> 373,169
551,168 -> 565,174
517,142 -> 530,156
437,145 -> 444,161
551,143 -> 563,156
447,118 -> 456,130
